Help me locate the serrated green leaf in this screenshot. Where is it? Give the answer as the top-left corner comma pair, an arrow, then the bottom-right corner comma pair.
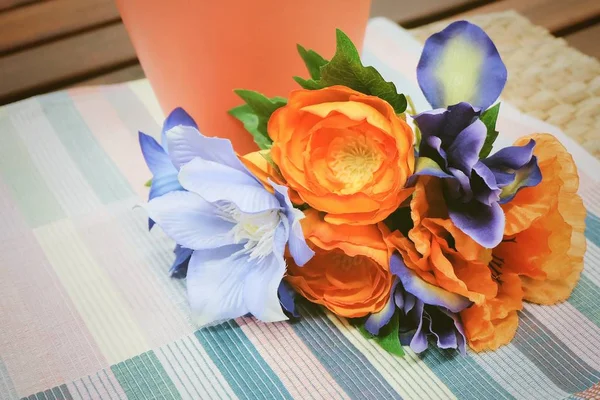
228,90 -> 287,150
358,311 -> 405,357
293,76 -> 324,90
479,102 -> 501,159
228,104 -> 272,149
144,179 -> 152,187
295,29 -> 407,114
297,44 -> 328,80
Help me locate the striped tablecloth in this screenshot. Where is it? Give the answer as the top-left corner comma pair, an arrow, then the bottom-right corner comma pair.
0,18 -> 599,400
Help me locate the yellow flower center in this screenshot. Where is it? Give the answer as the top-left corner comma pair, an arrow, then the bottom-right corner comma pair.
328,135 -> 383,194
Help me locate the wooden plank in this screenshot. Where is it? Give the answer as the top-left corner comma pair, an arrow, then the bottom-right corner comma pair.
0,0 -> 39,12
370,0 -> 486,25
460,0 -> 600,33
71,64 -> 145,87
565,23 -> 600,59
0,0 -> 120,54
0,23 -> 136,104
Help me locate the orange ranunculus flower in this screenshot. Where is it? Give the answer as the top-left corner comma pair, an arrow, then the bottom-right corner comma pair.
269,86 -> 415,225
285,209 -> 393,318
386,176 -> 498,306
495,133 -> 586,305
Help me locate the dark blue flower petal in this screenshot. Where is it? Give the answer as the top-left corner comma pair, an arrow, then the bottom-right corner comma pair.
414,157 -> 453,179
414,103 -> 479,146
170,245 -> 193,278
492,170 -> 515,187
139,131 -> 178,178
408,300 -> 429,353
438,308 -> 467,355
421,136 -> 449,169
278,280 -> 299,318
162,107 -> 198,149
365,279 -> 400,335
426,306 -> 458,349
471,162 -> 501,206
447,167 -> 473,202
499,156 -> 542,204
417,20 -> 507,109
483,139 -> 535,170
391,253 -> 471,312
448,200 -> 505,248
413,109 -> 447,142
446,119 -> 487,174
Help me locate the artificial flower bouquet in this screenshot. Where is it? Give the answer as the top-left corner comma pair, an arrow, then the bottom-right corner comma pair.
138,21 -> 586,356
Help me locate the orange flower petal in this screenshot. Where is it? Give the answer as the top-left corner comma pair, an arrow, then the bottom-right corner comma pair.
500,134 -> 586,304
461,273 -> 523,352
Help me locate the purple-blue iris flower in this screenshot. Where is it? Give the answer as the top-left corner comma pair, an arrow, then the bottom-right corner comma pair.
413,104 -> 542,248
414,21 -> 542,248
365,254 -> 470,354
139,109 -> 314,326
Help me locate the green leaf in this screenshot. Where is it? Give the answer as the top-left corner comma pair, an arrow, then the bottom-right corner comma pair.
358,324 -> 374,339
144,179 -> 152,187
228,90 -> 287,150
359,312 -> 405,357
295,29 -> 407,114
297,44 -> 328,80
479,102 -> 501,159
293,76 -> 325,90
258,150 -> 281,174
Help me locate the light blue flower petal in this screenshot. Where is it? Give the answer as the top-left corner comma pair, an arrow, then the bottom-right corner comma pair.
149,173 -> 183,201
270,180 -> 314,266
161,108 -> 198,150
139,132 -> 179,178
417,21 -> 507,109
179,158 -> 281,214
166,125 -> 250,173
186,244 -> 251,326
364,278 -> 400,335
243,225 -> 288,322
390,253 -> 471,313
144,191 -> 234,250
244,254 -> 288,322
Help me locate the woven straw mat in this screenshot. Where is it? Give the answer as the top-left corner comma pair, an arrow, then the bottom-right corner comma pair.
410,11 -> 600,158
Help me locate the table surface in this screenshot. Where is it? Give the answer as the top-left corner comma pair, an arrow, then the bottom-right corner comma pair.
0,0 -> 599,107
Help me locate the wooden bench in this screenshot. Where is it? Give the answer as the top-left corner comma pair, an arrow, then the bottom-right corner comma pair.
1,0 -> 599,106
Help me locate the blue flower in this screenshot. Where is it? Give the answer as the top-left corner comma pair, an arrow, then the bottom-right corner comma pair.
143,120 -> 314,326
365,254 -> 470,354
412,104 -> 541,248
414,21 -> 542,248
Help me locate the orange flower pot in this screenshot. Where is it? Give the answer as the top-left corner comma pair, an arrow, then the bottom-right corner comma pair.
115,0 -> 372,154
